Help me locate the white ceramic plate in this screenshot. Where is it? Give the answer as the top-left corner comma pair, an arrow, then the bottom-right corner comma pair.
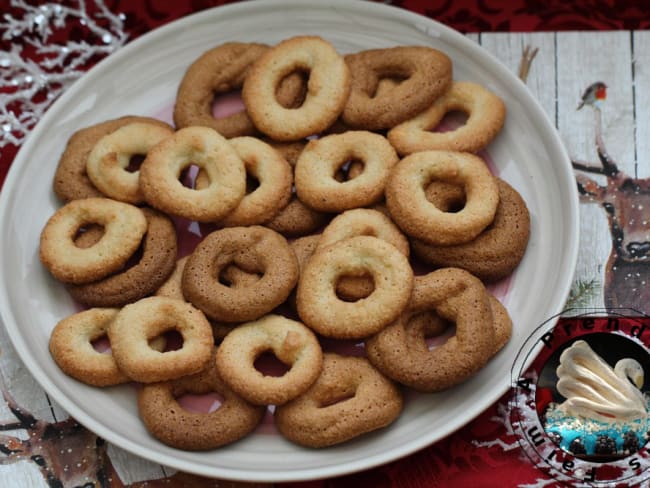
0,0 -> 579,482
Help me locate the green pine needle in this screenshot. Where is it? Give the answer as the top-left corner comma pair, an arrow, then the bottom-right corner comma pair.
565,278 -> 601,309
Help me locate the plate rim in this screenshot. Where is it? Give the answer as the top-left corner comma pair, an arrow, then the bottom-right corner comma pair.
0,0 -> 580,482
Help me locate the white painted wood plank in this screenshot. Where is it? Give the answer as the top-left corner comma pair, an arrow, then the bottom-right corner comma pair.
479,32 -> 557,122
107,444 -> 167,484
556,31 -> 635,310
0,462 -> 48,488
633,31 -> 650,176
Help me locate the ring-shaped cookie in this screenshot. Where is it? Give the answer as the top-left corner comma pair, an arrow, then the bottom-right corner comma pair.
39,198 -> 147,284
139,126 -> 246,222
48,308 -> 127,387
173,42 -> 305,138
385,150 -> 499,246
242,36 -> 350,141
215,314 -> 323,405
275,353 -> 403,448
411,178 -> 530,282
342,46 -> 452,130
318,208 -> 409,301
295,131 -> 398,212
66,208 -> 178,307
318,208 -> 409,257
265,195 -> 329,237
108,296 -> 214,383
296,236 -> 413,339
207,137 -> 293,226
365,268 -> 497,392
182,226 -> 299,322
387,81 -> 506,155
86,121 -> 174,204
138,349 -> 265,450
53,116 -> 174,202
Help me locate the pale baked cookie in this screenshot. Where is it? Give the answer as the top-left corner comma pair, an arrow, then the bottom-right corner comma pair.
49,308 -> 127,387
39,198 -> 147,284
139,126 -> 246,222
387,81 -> 506,155
385,150 -> 499,246
86,121 -> 174,204
296,236 -> 413,339
53,116 -> 173,202
215,314 -> 323,406
294,131 -> 399,212
242,36 -> 350,141
67,208 -> 177,307
108,296 -> 214,383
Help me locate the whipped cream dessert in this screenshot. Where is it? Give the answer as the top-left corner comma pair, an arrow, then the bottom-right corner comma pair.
543,340 -> 650,458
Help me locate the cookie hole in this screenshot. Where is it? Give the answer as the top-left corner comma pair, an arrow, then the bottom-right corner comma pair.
73,224 -> 105,248
424,181 -> 466,213
245,173 -> 260,194
318,389 -> 357,408
425,322 -> 457,351
147,329 -> 183,352
177,391 -> 224,414
431,110 -> 469,133
254,350 -> 290,377
126,153 -> 146,173
334,159 -> 365,182
91,335 -> 111,353
371,76 -> 407,98
179,164 -> 200,189
211,90 -> 245,119
335,273 -> 375,302
277,70 -> 308,109
218,264 -> 262,288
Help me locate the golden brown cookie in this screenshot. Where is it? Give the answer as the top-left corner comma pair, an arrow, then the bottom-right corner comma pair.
182,226 -> 299,322
275,353 -> 403,448
138,349 -> 265,450
294,131 -> 398,212
139,126 -> 246,222
66,208 -> 177,307
85,121 -> 174,204
342,46 -> 452,130
411,178 -> 530,282
53,116 -> 173,202
365,268 -> 499,392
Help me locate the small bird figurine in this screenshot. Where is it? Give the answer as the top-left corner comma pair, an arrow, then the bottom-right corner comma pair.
577,81 -> 607,110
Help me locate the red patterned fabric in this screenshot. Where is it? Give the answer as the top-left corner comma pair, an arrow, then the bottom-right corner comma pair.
1,2 -> 647,487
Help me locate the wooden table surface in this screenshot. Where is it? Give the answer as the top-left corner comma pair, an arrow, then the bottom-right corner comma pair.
1,2 -> 649,486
